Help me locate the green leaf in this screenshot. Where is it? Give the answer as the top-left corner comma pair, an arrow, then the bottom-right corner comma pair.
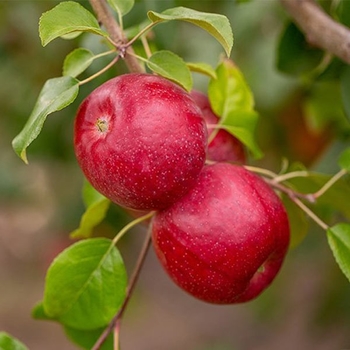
82,179 -> 106,207
70,198 -> 110,239
81,181 -> 130,234
338,148 -> 350,172
303,81 -> 349,133
12,77 -> 79,163
148,7 -> 233,57
0,332 -> 28,350
221,121 -> 262,158
43,238 -> 127,330
341,66 -> 350,120
61,32 -> 82,40
64,326 -> 113,350
317,57 -> 346,81
32,301 -> 56,321
74,181 -> 111,239
63,48 -> 94,78
147,50 -> 193,91
32,302 -> 114,350
187,62 -> 217,79
282,195 -> 309,249
106,0 -> 134,16
327,223 -> 350,282
336,0 -> 350,27
208,59 -> 262,158
208,59 -> 254,117
12,76 -> 79,163
277,22 -> 324,76
39,1 -> 107,46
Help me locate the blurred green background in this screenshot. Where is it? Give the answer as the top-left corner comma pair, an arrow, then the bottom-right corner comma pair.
1,0 -> 350,349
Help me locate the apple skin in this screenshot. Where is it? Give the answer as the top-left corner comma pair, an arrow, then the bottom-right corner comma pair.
190,90 -> 246,163
152,163 -> 290,304
74,74 -> 207,211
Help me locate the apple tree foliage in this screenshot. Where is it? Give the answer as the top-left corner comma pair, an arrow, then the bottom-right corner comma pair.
3,0 -> 350,349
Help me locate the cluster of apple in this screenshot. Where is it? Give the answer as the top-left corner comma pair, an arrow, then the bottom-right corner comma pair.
74,73 -> 290,304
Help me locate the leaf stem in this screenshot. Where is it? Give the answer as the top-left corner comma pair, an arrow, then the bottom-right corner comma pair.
272,170 -> 310,183
124,22 -> 158,48
78,54 -> 120,86
141,35 -> 152,59
127,51 -> 149,63
267,177 -> 316,203
244,165 -> 279,179
92,226 -> 153,350
114,322 -> 121,350
93,48 -> 117,60
206,123 -> 220,145
265,179 -> 329,230
112,211 -> 155,246
292,197 -> 329,230
117,10 -> 124,32
310,168 -> 347,199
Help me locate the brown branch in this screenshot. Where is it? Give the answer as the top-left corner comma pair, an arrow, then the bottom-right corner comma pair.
89,0 -> 145,73
280,0 -> 350,64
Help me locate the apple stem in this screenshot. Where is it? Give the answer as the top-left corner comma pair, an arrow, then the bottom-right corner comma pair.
92,226 -> 153,350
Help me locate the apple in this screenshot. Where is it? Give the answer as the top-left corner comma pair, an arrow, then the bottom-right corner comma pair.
190,90 -> 246,163
152,163 -> 290,304
74,74 -> 207,211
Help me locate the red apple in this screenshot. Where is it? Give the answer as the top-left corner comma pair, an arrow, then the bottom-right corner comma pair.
190,90 -> 246,163
152,163 -> 290,304
74,74 -> 207,211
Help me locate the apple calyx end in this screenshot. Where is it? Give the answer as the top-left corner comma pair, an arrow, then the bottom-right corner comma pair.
96,118 -> 109,133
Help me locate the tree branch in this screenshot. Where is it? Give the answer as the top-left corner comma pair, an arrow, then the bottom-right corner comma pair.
280,0 -> 350,64
89,0 -> 145,73
91,227 -> 153,350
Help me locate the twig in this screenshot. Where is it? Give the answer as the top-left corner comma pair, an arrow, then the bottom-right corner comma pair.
280,0 -> 350,64
311,168 -> 347,199
89,0 -> 145,73
292,197 -> 329,230
267,178 -> 316,203
91,226 -> 153,350
266,179 -> 329,230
